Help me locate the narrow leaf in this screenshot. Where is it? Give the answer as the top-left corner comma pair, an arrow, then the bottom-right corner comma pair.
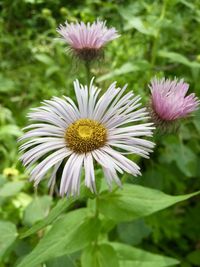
158,50 -> 200,68
20,197 -> 74,238
99,184 -> 199,222
96,63 -> 140,82
17,208 -> 100,267
111,242 -> 179,267
82,244 -> 119,267
124,17 -> 155,35
23,196 -> 52,226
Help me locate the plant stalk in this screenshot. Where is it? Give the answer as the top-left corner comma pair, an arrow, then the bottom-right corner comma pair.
85,61 -> 91,85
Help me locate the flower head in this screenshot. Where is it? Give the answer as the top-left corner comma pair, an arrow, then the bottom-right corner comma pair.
19,78 -> 154,197
149,77 -> 199,129
57,20 -> 119,61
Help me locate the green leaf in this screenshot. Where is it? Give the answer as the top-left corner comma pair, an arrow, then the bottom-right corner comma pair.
158,50 -> 200,68
118,5 -> 155,35
180,0 -> 195,10
123,17 -> 156,35
99,184 -> 199,222
24,0 -> 44,3
0,221 -> 18,258
81,244 -> 119,267
117,219 -> 151,245
23,196 -> 52,226
119,3 -> 144,20
160,135 -> 198,177
20,198 -> 74,238
187,250 -> 200,265
193,109 -> 200,133
0,181 -> 25,197
172,145 -> 197,177
34,54 -> 54,65
96,63 -> 140,82
0,75 -> 15,92
45,66 -> 60,77
45,254 -> 76,267
111,242 -> 179,267
17,208 -> 100,267
0,125 -> 22,138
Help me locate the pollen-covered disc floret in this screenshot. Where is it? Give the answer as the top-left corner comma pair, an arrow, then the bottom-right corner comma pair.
57,20 -> 119,61
19,78 -> 154,197
65,118 -> 107,153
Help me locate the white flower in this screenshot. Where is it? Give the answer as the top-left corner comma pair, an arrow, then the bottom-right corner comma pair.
19,78 -> 154,197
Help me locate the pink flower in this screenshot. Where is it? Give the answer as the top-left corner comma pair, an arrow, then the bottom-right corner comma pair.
149,77 -> 199,123
57,20 -> 119,61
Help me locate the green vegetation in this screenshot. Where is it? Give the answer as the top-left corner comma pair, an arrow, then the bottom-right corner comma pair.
0,0 -> 200,266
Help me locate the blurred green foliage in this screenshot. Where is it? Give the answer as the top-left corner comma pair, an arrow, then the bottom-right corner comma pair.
0,0 -> 200,266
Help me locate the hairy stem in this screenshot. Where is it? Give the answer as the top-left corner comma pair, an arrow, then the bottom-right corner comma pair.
85,61 -> 91,85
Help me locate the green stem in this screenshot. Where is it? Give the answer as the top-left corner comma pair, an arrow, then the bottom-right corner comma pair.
85,61 -> 91,85
150,0 -> 168,74
94,196 -> 99,247
112,173 -> 128,194
95,196 -> 99,218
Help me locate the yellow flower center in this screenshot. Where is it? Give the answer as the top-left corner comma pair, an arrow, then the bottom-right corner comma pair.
65,118 -> 107,153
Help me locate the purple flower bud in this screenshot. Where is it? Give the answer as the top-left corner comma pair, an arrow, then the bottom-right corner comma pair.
57,20 -> 120,61
148,77 -> 199,131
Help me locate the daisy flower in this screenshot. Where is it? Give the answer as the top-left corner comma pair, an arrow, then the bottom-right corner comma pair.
149,77 -> 199,130
57,20 -> 119,61
19,78 -> 154,197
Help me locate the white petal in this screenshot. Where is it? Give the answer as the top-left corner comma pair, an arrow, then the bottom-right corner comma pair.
93,149 -> 123,174
88,78 -> 101,118
101,146 -> 141,176
19,137 -> 64,151
60,153 -> 77,196
108,142 -> 151,158
71,154 -> 84,196
42,100 -> 73,125
21,140 -> 66,167
102,166 -> 121,190
60,153 -> 84,196
48,161 -> 63,194
19,129 -> 64,141
30,148 -> 71,185
28,109 -> 67,129
74,80 -> 88,117
93,82 -> 120,120
84,153 -> 96,193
